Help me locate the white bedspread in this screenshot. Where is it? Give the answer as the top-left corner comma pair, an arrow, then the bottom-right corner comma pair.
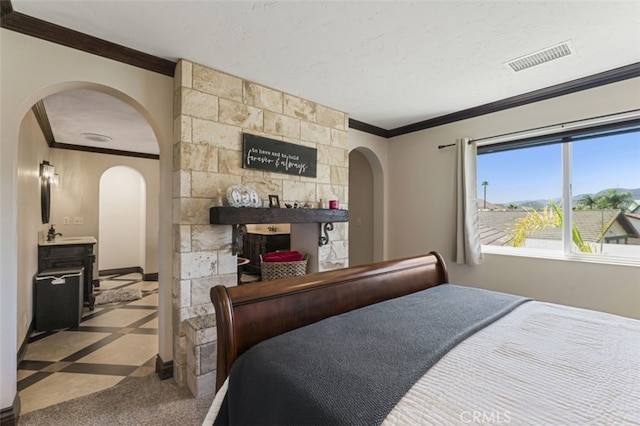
205,301 -> 640,425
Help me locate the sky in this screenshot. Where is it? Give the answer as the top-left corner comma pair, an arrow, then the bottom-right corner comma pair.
477,131 -> 639,205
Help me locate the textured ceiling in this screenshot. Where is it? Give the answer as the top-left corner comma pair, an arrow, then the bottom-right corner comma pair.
12,0 -> 640,153
43,90 -> 159,155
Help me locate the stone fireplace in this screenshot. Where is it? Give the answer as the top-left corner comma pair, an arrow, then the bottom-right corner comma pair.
173,59 -> 349,387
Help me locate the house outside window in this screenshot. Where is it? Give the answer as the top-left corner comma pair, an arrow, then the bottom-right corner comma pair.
477,115 -> 640,265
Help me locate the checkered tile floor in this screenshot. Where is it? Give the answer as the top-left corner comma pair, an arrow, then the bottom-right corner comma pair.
17,273 -> 158,414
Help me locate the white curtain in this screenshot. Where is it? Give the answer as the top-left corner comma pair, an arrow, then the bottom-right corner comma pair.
455,138 -> 483,265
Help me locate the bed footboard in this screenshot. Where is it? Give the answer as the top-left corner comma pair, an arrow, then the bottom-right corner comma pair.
210,251 -> 449,390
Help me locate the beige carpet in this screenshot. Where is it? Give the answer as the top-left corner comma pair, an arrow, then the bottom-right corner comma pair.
18,374 -> 213,425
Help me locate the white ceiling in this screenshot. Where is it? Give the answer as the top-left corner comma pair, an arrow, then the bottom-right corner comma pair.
43,90 -> 159,155
14,0 -> 640,154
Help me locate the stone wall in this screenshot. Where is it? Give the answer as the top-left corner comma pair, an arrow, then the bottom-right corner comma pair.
185,314 -> 216,396
173,60 -> 349,384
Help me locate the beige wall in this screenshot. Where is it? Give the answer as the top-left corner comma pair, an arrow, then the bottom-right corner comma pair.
0,29 -> 174,410
49,149 -> 160,275
172,60 -> 350,384
386,77 -> 640,319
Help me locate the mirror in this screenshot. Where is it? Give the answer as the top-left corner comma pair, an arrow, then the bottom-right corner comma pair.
41,172 -> 51,224
40,161 -> 53,224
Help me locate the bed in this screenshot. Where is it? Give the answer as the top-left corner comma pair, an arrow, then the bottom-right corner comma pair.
205,252 -> 639,425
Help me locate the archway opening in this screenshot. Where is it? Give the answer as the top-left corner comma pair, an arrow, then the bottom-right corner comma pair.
15,86 -> 163,414
349,149 -> 374,266
99,166 -> 147,273
348,147 -> 385,265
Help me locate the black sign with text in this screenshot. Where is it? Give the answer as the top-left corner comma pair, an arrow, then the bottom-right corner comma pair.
242,133 -> 317,178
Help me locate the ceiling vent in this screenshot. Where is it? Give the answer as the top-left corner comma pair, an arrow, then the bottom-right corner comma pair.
505,40 -> 575,72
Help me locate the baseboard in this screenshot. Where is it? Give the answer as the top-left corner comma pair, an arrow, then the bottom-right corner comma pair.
0,394 -> 20,426
143,272 -> 158,281
99,266 -> 143,276
17,319 -> 34,363
155,354 -> 173,380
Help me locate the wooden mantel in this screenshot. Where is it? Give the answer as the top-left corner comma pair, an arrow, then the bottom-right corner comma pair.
209,207 -> 349,254
209,207 -> 348,225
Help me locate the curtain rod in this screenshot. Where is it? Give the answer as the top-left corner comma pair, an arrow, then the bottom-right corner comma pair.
437,108 -> 640,150
437,143 -> 456,149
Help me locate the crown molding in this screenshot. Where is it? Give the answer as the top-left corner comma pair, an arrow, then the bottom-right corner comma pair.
0,0 -> 13,18
386,62 -> 640,138
0,2 -> 175,76
31,101 -> 55,146
348,119 -> 388,138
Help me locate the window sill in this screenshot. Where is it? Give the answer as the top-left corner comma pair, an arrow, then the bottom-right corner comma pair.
481,245 -> 640,268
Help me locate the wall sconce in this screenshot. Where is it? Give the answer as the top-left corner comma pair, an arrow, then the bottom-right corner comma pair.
40,161 -> 59,186
40,160 -> 55,181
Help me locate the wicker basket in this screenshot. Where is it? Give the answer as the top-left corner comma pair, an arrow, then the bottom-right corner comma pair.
260,254 -> 308,281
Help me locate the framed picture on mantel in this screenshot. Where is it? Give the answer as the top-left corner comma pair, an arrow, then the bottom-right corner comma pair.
269,195 -> 280,208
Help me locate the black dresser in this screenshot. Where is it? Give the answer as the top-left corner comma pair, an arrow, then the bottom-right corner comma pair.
38,238 -> 97,310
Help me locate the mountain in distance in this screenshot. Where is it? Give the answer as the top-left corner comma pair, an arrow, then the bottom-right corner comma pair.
486,187 -> 640,210
476,200 -> 508,210
509,199 -> 552,210
590,187 -> 640,199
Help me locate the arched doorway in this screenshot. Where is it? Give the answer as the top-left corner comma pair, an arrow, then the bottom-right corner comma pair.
1,34 -> 174,419
348,147 -> 385,264
349,150 -> 374,266
2,83 -> 171,412
99,166 -> 147,274
14,89 -> 163,413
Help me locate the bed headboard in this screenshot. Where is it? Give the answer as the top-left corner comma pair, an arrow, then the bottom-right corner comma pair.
209,251 -> 449,390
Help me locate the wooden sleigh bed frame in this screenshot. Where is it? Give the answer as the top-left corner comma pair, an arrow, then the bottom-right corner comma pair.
209,251 -> 449,391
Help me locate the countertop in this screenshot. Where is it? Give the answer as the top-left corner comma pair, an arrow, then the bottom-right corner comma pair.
39,236 -> 97,246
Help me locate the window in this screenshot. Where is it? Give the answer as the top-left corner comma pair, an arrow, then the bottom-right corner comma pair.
477,117 -> 640,264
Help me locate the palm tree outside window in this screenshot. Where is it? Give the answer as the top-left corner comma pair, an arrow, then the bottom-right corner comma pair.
481,181 -> 489,210
476,117 -> 639,262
